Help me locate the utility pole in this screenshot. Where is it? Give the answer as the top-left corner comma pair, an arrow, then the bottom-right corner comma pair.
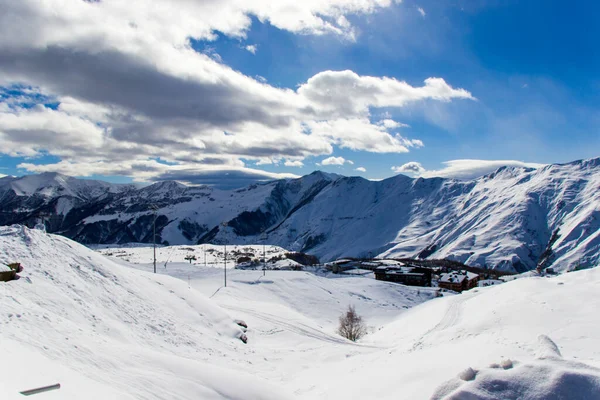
150,205 -> 159,274
261,230 -> 267,276
221,222 -> 228,287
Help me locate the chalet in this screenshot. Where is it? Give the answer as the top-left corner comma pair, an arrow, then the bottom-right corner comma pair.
438,270 -> 479,292
374,266 -> 432,287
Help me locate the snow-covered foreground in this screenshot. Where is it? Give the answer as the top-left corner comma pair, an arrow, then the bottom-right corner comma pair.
0,227 -> 288,399
2,227 -> 600,399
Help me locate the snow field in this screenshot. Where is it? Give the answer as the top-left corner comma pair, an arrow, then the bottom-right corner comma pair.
0,226 -> 291,399
2,227 -> 600,399
292,264 -> 600,399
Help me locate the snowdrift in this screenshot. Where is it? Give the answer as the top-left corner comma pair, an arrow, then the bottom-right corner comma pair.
0,226 -> 292,399
432,335 -> 600,400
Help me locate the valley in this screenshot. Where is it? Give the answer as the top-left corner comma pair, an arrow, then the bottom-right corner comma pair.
1,226 -> 599,399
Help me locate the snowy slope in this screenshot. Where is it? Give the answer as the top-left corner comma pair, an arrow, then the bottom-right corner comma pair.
1,158 -> 599,272
2,227 -> 600,399
0,226 -> 291,399
0,172 -> 132,199
97,243 -> 600,400
292,264 -> 600,399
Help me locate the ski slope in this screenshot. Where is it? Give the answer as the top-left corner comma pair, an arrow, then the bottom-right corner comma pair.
1,227 -> 599,399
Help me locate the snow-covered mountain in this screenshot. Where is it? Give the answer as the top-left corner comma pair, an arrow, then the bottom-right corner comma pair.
1,158 -> 599,273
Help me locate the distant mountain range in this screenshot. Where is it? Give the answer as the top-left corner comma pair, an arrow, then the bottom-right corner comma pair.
1,158 -> 599,273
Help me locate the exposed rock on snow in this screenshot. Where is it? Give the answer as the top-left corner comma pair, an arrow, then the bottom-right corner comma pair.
458,367 -> 476,381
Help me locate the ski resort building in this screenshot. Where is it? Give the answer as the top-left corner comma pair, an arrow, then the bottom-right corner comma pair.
438,270 -> 479,292
373,266 -> 432,287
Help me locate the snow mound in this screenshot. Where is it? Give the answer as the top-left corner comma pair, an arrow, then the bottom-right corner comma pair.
0,226 -> 293,399
431,336 -> 600,400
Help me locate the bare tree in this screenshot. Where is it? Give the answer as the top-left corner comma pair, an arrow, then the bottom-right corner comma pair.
337,305 -> 367,341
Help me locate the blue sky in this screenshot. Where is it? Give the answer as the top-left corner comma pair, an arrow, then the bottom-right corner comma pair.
0,0 -> 598,187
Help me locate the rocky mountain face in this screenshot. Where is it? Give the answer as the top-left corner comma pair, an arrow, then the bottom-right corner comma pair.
1,159 -> 599,273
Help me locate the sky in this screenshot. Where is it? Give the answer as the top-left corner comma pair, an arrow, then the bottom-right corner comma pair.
0,0 -> 598,187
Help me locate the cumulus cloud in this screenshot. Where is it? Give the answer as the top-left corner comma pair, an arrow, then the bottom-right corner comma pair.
417,7 -> 426,17
245,44 -> 258,54
392,162 -> 426,174
0,104 -> 105,157
297,70 -> 474,119
378,119 -> 408,129
320,156 -> 351,166
0,0 -> 474,183
308,118 -> 424,153
284,159 -> 304,167
392,160 -> 545,180
355,167 -> 366,172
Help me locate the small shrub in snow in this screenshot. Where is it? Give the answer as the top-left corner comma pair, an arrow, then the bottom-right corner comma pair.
337,305 -> 367,342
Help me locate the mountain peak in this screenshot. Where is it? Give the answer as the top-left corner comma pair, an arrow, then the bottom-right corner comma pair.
308,170 -> 340,180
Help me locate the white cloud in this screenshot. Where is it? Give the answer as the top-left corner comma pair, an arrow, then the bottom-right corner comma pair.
284,159 -> 304,167
392,162 -> 426,175
417,7 -> 426,17
320,156 -> 350,166
0,0 -> 474,182
245,44 -> 258,54
0,104 -> 105,157
308,118 -> 424,153
298,70 -> 474,119
18,159 -> 299,187
392,160 -> 545,180
355,167 -> 366,172
202,46 -> 223,63
378,119 -> 408,129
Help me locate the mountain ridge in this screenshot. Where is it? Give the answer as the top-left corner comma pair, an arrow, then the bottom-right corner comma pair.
1,157 -> 599,273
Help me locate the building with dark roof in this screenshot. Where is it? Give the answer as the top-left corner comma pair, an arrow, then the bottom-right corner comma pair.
438,270 -> 479,292
374,266 -> 432,287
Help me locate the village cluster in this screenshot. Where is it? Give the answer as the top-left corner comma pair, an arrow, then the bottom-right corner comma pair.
327,258 -> 504,293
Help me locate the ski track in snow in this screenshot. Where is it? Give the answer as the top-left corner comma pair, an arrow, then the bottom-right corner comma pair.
430,295 -> 466,333
408,291 -> 480,353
